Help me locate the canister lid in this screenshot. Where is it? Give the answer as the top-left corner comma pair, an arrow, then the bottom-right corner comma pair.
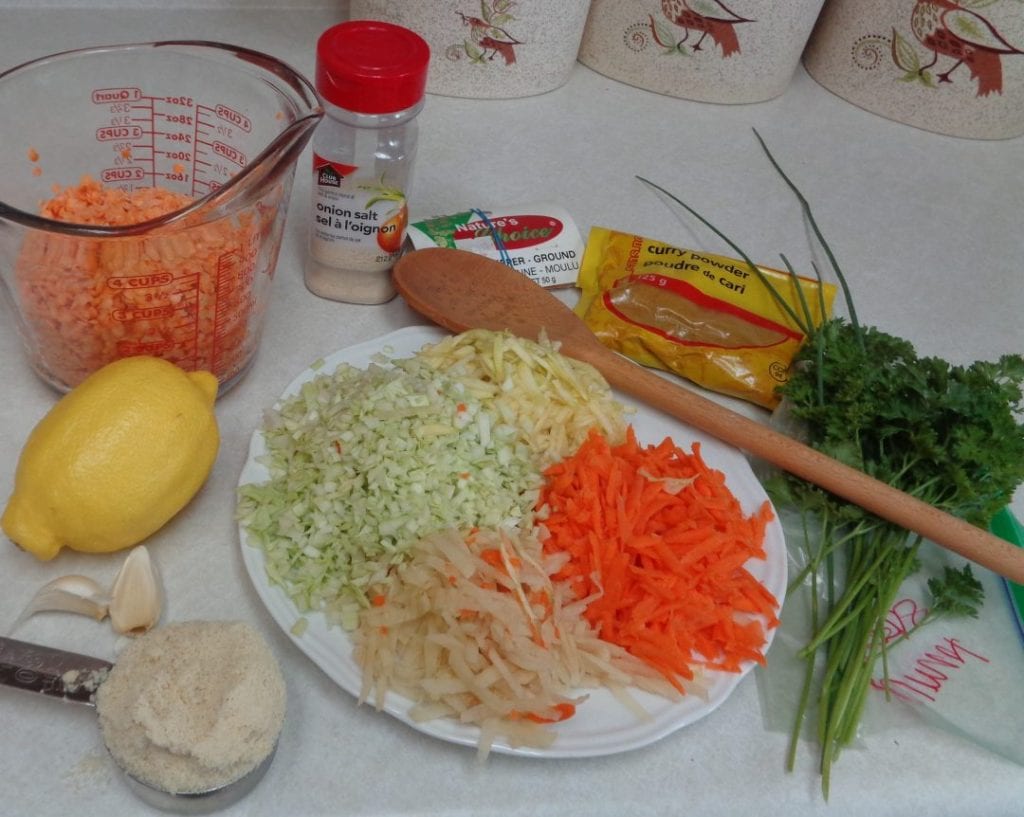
316,21 -> 430,114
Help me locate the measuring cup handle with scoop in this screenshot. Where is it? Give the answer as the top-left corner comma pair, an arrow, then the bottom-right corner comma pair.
0,635 -> 111,704
0,634 -> 279,814
392,247 -> 1024,586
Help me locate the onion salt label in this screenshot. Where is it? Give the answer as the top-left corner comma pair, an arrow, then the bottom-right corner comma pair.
310,154 -> 407,265
407,204 -> 584,288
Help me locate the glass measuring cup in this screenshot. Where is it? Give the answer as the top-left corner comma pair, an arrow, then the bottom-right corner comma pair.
0,42 -> 324,395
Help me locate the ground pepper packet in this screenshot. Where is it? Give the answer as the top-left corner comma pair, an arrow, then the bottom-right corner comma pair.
575,227 -> 837,409
406,204 -> 583,288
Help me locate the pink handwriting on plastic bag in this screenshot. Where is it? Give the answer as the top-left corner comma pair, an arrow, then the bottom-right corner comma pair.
869,598 -> 991,704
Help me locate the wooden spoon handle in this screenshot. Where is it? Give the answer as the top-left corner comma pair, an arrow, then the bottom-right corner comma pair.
592,348 -> 1024,584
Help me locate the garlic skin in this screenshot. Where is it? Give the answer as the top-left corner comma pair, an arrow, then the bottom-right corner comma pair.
10,574 -> 110,632
108,545 -> 162,636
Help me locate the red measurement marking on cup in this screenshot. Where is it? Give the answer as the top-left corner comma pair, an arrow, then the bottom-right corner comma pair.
192,104 -> 215,197
111,305 -> 177,322
211,250 -> 254,377
127,97 -> 157,182
212,141 -> 247,168
132,93 -> 198,188
91,87 -> 142,104
191,103 -> 249,197
215,104 -> 252,133
108,269 -> 203,369
90,89 -> 218,189
100,167 -> 147,183
95,125 -> 144,141
106,272 -> 174,290
116,339 -> 177,356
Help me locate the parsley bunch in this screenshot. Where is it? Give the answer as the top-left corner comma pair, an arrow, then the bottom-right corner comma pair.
639,133 -> 1024,798
775,319 -> 1024,796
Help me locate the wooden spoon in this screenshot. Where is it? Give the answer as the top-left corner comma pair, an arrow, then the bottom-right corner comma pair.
393,247 -> 1024,584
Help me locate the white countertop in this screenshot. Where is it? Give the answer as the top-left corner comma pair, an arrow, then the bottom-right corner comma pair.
2,5 -> 1023,817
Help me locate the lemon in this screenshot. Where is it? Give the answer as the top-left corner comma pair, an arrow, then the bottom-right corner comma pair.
2,357 -> 220,560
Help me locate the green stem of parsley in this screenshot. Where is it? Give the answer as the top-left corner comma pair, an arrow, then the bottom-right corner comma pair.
639,130 -> 1019,800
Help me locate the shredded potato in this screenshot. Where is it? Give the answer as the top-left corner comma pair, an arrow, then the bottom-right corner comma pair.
354,526 -> 688,757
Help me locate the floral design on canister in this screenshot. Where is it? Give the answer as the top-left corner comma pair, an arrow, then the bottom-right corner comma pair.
623,1 -> 757,59
446,0 -> 525,66
850,0 -> 1023,97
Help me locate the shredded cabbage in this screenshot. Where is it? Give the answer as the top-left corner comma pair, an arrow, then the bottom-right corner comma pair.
237,330 -> 628,630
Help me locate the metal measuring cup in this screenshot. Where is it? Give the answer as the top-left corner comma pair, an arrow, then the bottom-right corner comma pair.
0,635 -> 278,814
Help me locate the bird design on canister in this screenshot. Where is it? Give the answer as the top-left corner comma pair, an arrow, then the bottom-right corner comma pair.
457,9 -> 524,65
660,0 -> 755,57
910,0 -> 1024,96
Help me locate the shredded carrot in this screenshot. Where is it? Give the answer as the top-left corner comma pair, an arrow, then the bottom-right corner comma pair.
538,426 -> 778,691
479,548 -> 521,572
14,175 -> 271,388
509,702 -> 577,723
528,589 -> 553,614
479,548 -> 503,568
371,594 -> 387,607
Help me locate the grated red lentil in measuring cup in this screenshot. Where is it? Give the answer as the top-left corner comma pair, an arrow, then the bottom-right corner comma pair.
14,176 -> 270,390
0,42 -> 323,395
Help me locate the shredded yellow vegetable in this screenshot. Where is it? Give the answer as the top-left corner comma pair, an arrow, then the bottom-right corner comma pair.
417,329 -> 631,468
354,526 -> 687,758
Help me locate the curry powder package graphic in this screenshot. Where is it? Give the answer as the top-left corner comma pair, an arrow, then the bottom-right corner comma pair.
576,227 -> 837,409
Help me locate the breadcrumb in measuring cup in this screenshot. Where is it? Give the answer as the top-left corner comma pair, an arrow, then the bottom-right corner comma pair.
95,620 -> 286,795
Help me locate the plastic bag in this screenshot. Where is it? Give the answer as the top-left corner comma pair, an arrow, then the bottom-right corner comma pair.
757,506 -> 1024,767
575,227 -> 836,409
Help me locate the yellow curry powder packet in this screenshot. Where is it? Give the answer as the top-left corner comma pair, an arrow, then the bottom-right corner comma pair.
575,227 -> 836,409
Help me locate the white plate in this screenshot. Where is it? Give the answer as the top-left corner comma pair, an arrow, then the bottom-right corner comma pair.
237,326 -> 787,758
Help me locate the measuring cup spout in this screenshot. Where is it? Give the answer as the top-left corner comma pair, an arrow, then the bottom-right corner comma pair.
184,41 -> 324,219
201,105 -> 322,221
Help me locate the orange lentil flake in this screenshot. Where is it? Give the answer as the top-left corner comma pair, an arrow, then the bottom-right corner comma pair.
14,176 -> 268,388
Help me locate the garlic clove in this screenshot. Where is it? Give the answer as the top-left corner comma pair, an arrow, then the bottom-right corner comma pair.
10,574 -> 110,632
108,545 -> 162,636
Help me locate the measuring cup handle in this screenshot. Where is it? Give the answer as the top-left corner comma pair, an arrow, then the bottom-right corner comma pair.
0,636 -> 112,705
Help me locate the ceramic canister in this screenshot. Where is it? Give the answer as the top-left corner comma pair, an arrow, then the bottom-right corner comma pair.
577,0 -> 827,104
803,0 -> 1024,140
349,0 -> 593,99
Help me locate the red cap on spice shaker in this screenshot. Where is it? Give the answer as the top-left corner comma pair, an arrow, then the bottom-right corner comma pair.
315,21 -> 430,114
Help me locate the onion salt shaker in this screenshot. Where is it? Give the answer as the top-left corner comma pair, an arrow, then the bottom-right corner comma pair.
306,21 -> 430,304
